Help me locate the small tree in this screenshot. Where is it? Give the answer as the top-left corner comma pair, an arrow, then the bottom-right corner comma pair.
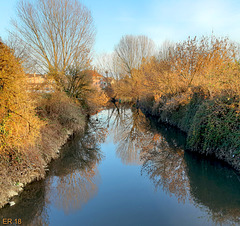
112,35 -> 155,101
157,40 -> 175,61
95,52 -> 120,81
65,66 -> 93,100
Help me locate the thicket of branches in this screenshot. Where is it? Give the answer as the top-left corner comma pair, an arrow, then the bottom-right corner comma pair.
97,35 -> 239,102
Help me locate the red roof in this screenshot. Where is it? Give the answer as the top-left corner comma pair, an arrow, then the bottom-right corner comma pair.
86,70 -> 103,78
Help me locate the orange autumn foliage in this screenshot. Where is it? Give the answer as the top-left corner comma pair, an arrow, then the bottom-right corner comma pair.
0,42 -> 43,156
133,36 -> 240,102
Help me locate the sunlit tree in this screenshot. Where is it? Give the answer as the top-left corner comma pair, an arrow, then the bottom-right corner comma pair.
0,41 -> 43,155
10,0 -> 95,90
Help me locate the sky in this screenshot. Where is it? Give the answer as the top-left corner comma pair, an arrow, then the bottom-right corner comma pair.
1,0 -> 240,54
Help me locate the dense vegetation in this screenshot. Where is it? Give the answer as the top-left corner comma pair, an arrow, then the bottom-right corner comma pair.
0,39 -> 108,208
99,35 -> 240,171
0,42 -> 81,208
0,0 -> 109,208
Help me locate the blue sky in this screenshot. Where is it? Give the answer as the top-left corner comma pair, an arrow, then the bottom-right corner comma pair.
1,0 -> 240,54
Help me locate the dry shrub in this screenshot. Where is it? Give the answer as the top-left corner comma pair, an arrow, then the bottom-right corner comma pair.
0,42 -> 88,208
159,92 -> 191,112
0,147 -> 46,208
0,89 -> 86,207
0,44 -> 86,206
134,36 -> 239,101
39,121 -> 69,163
86,88 -> 109,113
36,90 -> 86,162
37,91 -> 85,132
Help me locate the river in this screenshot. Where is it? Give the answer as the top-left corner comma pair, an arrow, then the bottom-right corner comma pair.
0,106 -> 240,226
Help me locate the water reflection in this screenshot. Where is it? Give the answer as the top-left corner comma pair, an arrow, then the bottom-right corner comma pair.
1,107 -> 240,225
141,137 -> 189,203
98,107 -> 240,224
47,130 -> 103,214
186,152 -> 240,225
114,108 -> 152,165
0,123 -> 103,224
95,106 -> 153,165
0,179 -> 49,226
140,117 -> 240,225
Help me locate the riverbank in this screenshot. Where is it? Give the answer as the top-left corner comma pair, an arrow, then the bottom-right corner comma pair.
0,37 -> 109,210
1,107 -> 239,225
0,91 -> 87,209
139,87 -> 240,172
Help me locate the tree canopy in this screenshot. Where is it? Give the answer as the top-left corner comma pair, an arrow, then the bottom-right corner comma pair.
11,0 -> 95,89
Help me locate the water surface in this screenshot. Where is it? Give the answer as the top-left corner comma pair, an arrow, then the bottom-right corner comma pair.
1,107 -> 240,226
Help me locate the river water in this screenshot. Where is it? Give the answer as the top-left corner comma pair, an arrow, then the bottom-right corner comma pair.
1,107 -> 240,226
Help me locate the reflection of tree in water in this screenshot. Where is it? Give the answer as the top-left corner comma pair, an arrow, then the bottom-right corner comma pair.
0,117 -> 104,223
115,108 -> 152,165
0,179 -> 49,226
140,117 -> 240,225
2,107 -> 239,225
185,151 -> 240,225
98,107 -> 190,201
46,128 -> 103,214
48,107 -> 240,223
101,106 -> 153,165
141,133 -> 190,203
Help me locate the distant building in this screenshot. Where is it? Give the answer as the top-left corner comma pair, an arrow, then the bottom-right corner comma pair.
26,70 -> 112,93
26,73 -> 55,93
86,70 -> 108,90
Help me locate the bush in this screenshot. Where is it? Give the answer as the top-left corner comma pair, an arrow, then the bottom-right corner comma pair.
37,91 -> 85,132
0,42 -> 88,208
86,89 -> 109,113
140,85 -> 240,170
0,41 -> 43,157
179,87 -> 210,132
149,87 -> 205,131
187,93 -> 240,158
0,41 -> 44,207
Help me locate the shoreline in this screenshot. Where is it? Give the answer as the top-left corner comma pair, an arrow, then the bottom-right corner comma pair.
146,111 -> 240,173
139,91 -> 240,173
0,118 -> 86,209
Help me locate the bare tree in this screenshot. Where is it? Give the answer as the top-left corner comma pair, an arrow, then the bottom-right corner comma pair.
114,35 -> 155,78
10,0 -> 95,88
7,36 -> 38,73
157,40 -> 175,61
95,52 -> 121,80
